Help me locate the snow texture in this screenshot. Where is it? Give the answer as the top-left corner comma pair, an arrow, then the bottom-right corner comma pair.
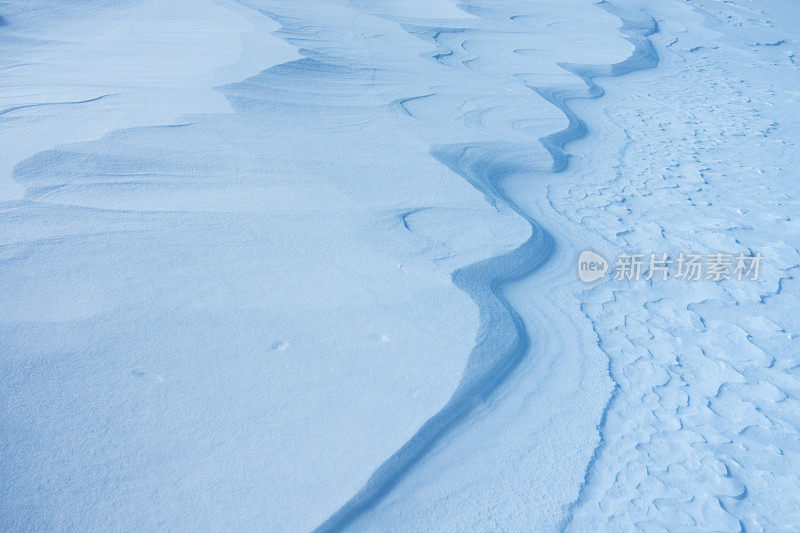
1,0 -> 799,530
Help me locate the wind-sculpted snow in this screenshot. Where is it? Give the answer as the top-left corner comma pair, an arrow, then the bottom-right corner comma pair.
6,0 -> 795,529
316,141 -> 555,532
550,0 -> 800,529
534,12 -> 658,173
315,2 -> 658,530
0,0 -> 637,528
0,0 -> 299,201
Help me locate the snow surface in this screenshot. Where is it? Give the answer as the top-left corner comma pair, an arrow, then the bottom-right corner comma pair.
2,0 -> 799,530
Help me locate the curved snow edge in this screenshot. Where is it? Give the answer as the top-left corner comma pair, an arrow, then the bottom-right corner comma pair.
314,2 -> 660,532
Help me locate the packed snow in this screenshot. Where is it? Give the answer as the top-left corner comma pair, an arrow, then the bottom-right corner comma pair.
1,0 -> 798,530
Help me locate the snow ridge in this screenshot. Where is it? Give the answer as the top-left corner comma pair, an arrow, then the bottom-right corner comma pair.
314,142 -> 554,532
544,9 -> 662,527
535,7 -> 659,173
315,4 -> 659,531
0,95 -> 114,117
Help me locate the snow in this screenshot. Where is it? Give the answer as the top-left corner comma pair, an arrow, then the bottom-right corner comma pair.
0,0 -> 298,201
2,0 -> 799,530
560,1 -> 800,528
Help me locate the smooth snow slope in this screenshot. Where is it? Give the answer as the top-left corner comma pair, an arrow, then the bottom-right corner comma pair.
0,0 -> 298,201
1,1 -> 496,530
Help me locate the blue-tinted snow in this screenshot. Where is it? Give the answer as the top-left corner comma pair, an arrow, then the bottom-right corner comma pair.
2,0 -> 799,530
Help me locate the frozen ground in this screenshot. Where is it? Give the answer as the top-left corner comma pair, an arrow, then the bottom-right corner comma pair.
1,0 -> 799,530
